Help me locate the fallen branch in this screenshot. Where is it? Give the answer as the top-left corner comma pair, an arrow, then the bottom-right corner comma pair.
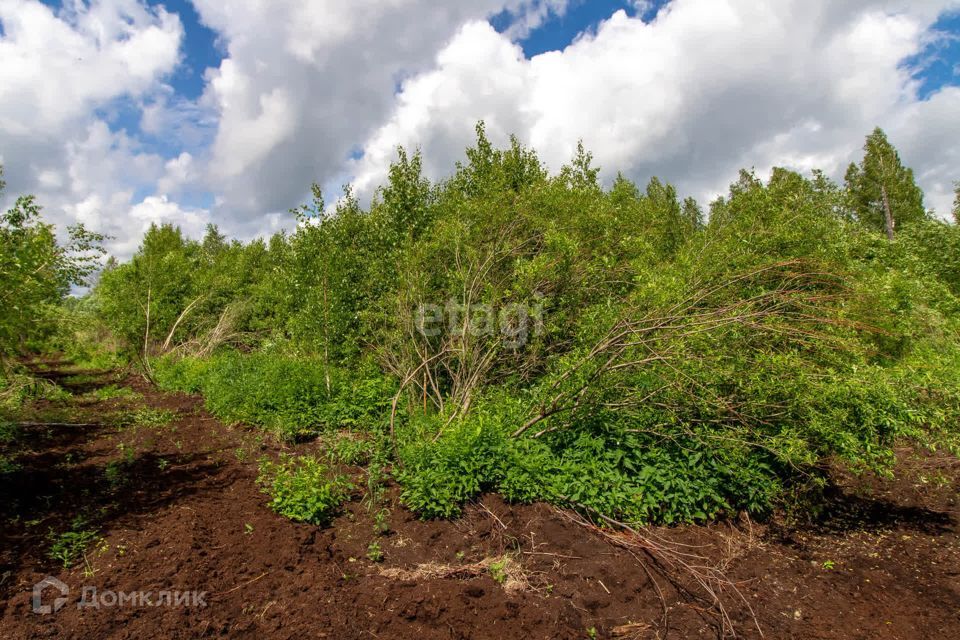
558,501 -> 763,638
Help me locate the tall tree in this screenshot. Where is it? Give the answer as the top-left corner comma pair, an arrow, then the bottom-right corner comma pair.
845,127 -> 926,240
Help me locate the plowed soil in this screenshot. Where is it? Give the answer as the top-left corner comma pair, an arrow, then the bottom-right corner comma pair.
1,362 -> 958,639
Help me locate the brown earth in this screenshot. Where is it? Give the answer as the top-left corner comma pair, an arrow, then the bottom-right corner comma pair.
1,362 -> 958,639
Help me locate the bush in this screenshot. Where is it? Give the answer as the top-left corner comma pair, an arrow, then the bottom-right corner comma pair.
396,406 -> 781,524
85,130 -> 960,527
257,455 -> 353,526
154,352 -> 395,441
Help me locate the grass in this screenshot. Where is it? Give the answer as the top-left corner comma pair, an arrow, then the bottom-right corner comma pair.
114,407 -> 177,430
61,374 -> 102,386
88,385 -> 143,402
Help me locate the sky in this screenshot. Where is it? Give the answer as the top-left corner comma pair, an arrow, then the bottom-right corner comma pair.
1,0 -> 959,259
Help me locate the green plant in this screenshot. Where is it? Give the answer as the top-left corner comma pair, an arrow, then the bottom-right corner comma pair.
366,541 -> 383,563
0,419 -> 18,444
154,352 -> 394,442
131,408 -> 177,429
104,459 -> 130,489
257,455 -> 353,526
325,433 -> 375,466
0,454 -> 21,474
80,126 -> 960,530
489,558 -> 509,585
91,385 -> 142,402
48,517 -> 101,568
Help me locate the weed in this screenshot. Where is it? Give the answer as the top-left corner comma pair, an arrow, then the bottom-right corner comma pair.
131,408 -> 177,429
0,454 -> 21,475
90,385 -> 142,402
116,442 -> 135,464
366,541 -> 384,563
489,557 -> 509,585
48,517 -> 101,568
372,508 -> 391,536
104,460 -> 127,488
257,455 -> 353,526
324,433 -> 375,466
244,523 -> 254,535
0,419 -> 18,444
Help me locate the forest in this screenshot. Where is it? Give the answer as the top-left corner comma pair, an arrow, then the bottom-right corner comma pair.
2,124 -> 960,637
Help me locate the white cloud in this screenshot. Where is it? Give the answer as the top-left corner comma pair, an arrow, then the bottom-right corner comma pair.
189,0 -> 570,222
0,0 -> 181,133
349,0 -> 960,219
0,0 -> 201,259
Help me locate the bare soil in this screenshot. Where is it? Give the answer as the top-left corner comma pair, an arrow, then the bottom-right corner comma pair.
1,362 -> 958,639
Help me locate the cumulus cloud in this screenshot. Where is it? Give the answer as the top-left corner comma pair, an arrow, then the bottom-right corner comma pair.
349,0 -> 960,219
0,0 -> 197,258
190,0 -> 570,223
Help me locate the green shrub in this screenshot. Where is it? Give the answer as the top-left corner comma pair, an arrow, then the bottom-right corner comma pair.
47,516 -> 101,568
257,455 -> 353,525
153,353 -> 215,394
155,352 -> 394,441
322,433 -> 377,466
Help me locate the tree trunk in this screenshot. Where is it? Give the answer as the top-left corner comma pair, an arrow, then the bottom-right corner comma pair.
881,184 -> 895,241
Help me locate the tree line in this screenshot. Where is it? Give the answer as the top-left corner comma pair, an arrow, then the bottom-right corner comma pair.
2,125 -> 960,524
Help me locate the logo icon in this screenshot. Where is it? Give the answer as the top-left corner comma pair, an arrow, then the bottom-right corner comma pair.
32,577 -> 69,615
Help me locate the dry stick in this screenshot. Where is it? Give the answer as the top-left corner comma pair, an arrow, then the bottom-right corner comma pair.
561,503 -> 763,639
161,295 -> 205,353
219,572 -> 268,596
388,349 -> 451,460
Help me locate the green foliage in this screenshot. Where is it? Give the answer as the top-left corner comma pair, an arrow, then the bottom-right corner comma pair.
47,516 -> 101,568
257,455 -> 353,526
0,372 -> 70,410
0,168 -> 105,358
953,182 -> 959,225
845,127 -> 927,235
130,408 -> 177,429
155,351 -> 393,440
39,126 -> 960,526
322,433 -> 376,466
90,385 -> 142,402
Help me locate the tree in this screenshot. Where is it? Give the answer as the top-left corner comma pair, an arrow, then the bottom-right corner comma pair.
0,166 -> 104,359
845,127 -> 926,240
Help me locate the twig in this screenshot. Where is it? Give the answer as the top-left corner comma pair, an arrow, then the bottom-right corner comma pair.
220,572 -> 268,596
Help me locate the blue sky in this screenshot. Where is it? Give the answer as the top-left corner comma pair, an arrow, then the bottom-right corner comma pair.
2,1 -> 959,257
